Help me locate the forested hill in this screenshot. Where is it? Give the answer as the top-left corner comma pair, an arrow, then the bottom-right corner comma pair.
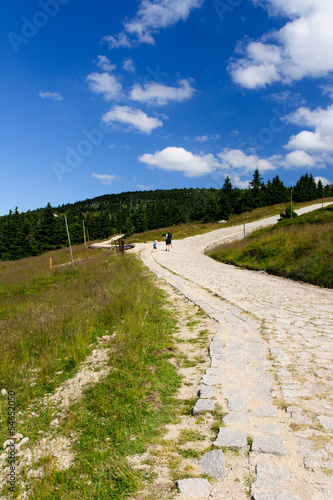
0,170 -> 332,261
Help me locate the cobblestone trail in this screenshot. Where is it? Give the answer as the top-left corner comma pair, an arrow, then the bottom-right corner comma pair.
140,204 -> 333,499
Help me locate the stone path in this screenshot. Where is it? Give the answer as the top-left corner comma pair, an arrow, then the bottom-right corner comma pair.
139,203 -> 333,499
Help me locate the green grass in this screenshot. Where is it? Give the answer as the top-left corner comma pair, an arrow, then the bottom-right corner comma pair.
0,246 -> 182,498
209,205 -> 333,289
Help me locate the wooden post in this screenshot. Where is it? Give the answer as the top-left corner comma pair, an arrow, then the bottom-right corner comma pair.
65,216 -> 74,268
50,257 -> 52,269
83,220 -> 87,247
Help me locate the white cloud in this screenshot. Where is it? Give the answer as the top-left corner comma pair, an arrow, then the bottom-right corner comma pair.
229,0 -> 333,88
123,58 -> 135,73
314,176 -> 331,187
230,61 -> 281,89
39,91 -> 62,101
102,33 -> 132,49
102,0 -> 204,48
91,173 -> 119,185
130,79 -> 195,105
96,55 -> 116,72
196,134 -> 220,142
102,105 -> 163,134
139,147 -> 219,177
218,148 -> 276,173
86,72 -> 122,100
284,150 -> 316,167
284,104 -> 333,152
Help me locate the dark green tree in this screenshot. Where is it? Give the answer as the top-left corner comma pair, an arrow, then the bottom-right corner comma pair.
37,203 -> 62,252
293,173 -> 318,202
249,169 -> 265,208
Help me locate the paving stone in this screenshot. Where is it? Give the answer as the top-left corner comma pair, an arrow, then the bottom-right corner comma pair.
318,415 -> 333,432
200,449 -> 226,478
193,398 -> 216,415
254,405 -> 278,418
199,386 -> 216,399
200,374 -> 221,386
209,342 -> 224,356
214,428 -> 248,451
210,355 -> 225,367
176,478 -> 210,498
304,449 -> 330,470
251,462 -> 296,500
291,412 -> 312,425
227,396 -> 247,412
253,383 -> 271,395
223,411 -> 250,425
255,462 -> 289,483
252,435 -> 286,455
206,367 -> 223,377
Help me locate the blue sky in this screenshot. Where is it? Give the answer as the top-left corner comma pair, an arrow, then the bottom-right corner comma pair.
1,0 -> 333,215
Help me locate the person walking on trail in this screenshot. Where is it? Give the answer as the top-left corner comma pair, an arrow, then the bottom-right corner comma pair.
153,240 -> 158,252
165,231 -> 172,251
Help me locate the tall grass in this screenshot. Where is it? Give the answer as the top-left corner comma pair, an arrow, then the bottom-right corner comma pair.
0,246 -> 181,498
209,206 -> 333,288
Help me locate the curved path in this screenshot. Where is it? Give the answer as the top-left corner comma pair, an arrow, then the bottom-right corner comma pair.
139,203 -> 333,499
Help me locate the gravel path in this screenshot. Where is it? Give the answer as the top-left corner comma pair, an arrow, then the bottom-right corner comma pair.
139,203 -> 333,499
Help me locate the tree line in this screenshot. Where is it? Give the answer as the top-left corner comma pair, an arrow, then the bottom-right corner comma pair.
0,171 -> 331,261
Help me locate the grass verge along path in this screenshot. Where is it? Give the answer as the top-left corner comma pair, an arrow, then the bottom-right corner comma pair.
209,205 -> 333,289
0,248 -> 181,499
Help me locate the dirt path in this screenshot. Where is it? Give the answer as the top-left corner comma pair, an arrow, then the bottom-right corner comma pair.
137,203 -> 333,499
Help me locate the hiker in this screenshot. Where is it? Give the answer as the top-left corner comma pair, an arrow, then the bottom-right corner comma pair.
153,240 -> 158,252
165,231 -> 172,251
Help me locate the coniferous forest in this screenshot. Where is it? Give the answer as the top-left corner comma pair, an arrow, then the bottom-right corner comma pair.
0,170 -> 331,261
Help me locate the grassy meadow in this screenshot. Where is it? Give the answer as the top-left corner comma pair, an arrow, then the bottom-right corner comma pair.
0,245 -> 182,498
209,205 -> 333,289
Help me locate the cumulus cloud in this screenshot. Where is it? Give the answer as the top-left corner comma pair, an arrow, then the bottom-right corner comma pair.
229,0 -> 333,88
284,104 -> 333,152
102,105 -> 163,134
91,173 -> 119,185
86,72 -> 122,100
39,91 -> 62,101
96,55 -> 116,72
139,147 -> 219,177
283,150 -> 316,168
218,148 -> 276,173
102,0 -> 204,48
130,79 -> 195,105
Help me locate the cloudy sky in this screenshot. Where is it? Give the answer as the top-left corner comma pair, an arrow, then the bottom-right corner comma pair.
1,0 -> 332,214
